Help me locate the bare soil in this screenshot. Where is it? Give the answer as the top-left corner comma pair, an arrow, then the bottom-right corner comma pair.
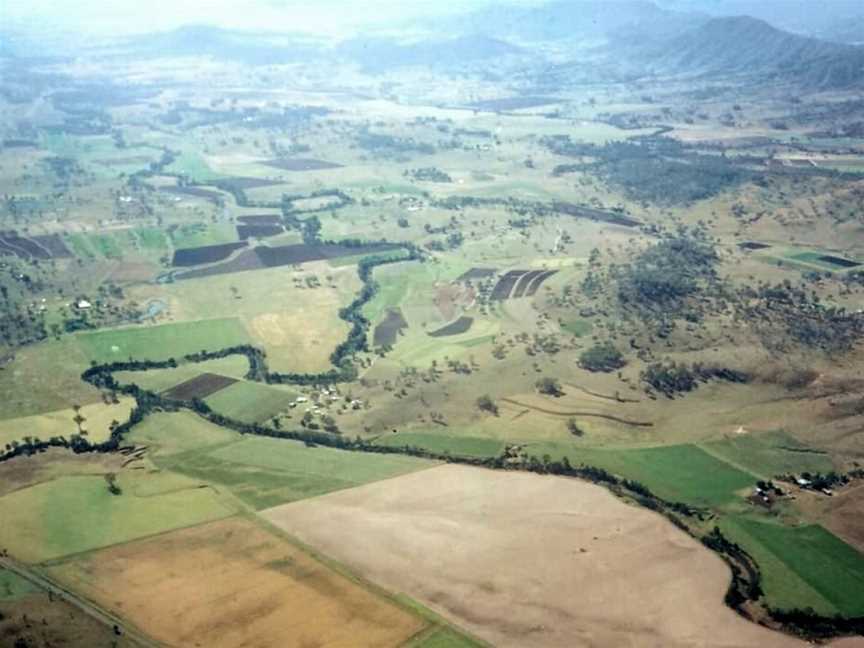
263,465 -> 803,648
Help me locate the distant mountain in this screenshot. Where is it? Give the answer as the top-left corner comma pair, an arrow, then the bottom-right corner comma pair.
655,0 -> 864,37
336,35 -> 523,72
114,25 -> 324,65
446,0 -> 703,43
646,16 -> 864,88
818,16 -> 864,45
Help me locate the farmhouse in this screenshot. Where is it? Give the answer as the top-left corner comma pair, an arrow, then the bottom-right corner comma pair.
75,299 -> 92,310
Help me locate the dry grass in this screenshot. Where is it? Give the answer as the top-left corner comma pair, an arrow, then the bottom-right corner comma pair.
50,516 -> 426,648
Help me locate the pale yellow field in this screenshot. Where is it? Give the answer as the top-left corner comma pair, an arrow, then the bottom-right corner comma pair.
0,397 -> 135,448
264,465 -> 802,648
50,516 -> 427,648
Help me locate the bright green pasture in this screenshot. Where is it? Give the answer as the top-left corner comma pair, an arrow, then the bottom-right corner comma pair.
77,318 -> 251,363
529,442 -> 755,508
0,474 -> 237,563
376,431 -> 505,459
126,411 -> 240,457
720,516 -> 864,616
204,380 -> 297,423
700,430 -> 834,478
159,435 -> 433,510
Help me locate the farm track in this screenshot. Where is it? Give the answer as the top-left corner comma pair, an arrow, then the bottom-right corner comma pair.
0,555 -> 161,647
500,397 -> 653,427
563,382 -> 641,403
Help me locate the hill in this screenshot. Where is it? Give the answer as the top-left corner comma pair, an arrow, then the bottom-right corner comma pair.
648,16 -> 864,89
336,34 -> 523,72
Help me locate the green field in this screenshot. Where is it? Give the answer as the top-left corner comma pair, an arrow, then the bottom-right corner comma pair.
721,517 -> 864,616
561,318 -> 593,337
204,380 -> 297,423
376,431 -> 506,458
0,569 -> 38,600
168,222 -> 237,248
77,318 -> 251,363
113,355 -> 250,393
0,474 -> 237,563
127,411 -> 240,456
529,442 -> 755,508
701,431 -> 834,478
158,435 -> 433,510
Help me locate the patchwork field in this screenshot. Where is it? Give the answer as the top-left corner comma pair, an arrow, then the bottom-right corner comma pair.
49,516 -> 427,648
263,464 -> 800,648
0,472 -> 238,563
154,427 -> 435,509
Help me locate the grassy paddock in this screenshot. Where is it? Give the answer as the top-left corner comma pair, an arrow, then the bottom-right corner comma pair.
204,380 -> 298,423
77,318 -> 251,363
528,442 -> 755,508
375,431 -> 505,458
0,569 -> 38,600
0,474 -> 237,563
159,435 -> 433,510
720,516 -> 864,617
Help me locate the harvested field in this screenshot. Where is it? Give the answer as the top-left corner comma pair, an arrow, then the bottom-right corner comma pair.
511,270 -> 543,298
161,372 -> 237,400
0,231 -> 52,260
216,177 -> 283,191
237,214 -> 282,226
172,241 -> 247,267
31,234 -> 71,258
374,308 -> 408,347
237,224 -> 284,239
457,267 -> 496,281
50,517 -> 426,648
174,247 -> 264,280
263,465 -> 799,648
428,316 -> 473,338
256,242 -> 400,268
262,158 -> 343,171
159,185 -> 223,202
490,270 -> 528,300
524,270 -> 557,296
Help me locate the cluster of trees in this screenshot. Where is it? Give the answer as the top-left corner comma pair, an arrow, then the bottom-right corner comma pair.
641,361 -> 750,397
404,167 -> 452,183
578,342 -> 626,373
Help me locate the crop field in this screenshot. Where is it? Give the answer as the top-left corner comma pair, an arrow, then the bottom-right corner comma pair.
720,517 -> 864,616
157,435 -> 434,510
126,411 -> 240,456
203,379 -> 297,423
0,472 -> 237,563
700,430 -> 836,478
530,443 -> 756,508
0,397 -> 134,448
77,318 -> 252,363
161,372 -> 237,400
49,517 -> 427,648
263,464 -> 798,648
375,431 -> 506,458
112,354 -> 251,393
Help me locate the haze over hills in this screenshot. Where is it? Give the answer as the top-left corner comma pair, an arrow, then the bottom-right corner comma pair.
645,15 -> 864,89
